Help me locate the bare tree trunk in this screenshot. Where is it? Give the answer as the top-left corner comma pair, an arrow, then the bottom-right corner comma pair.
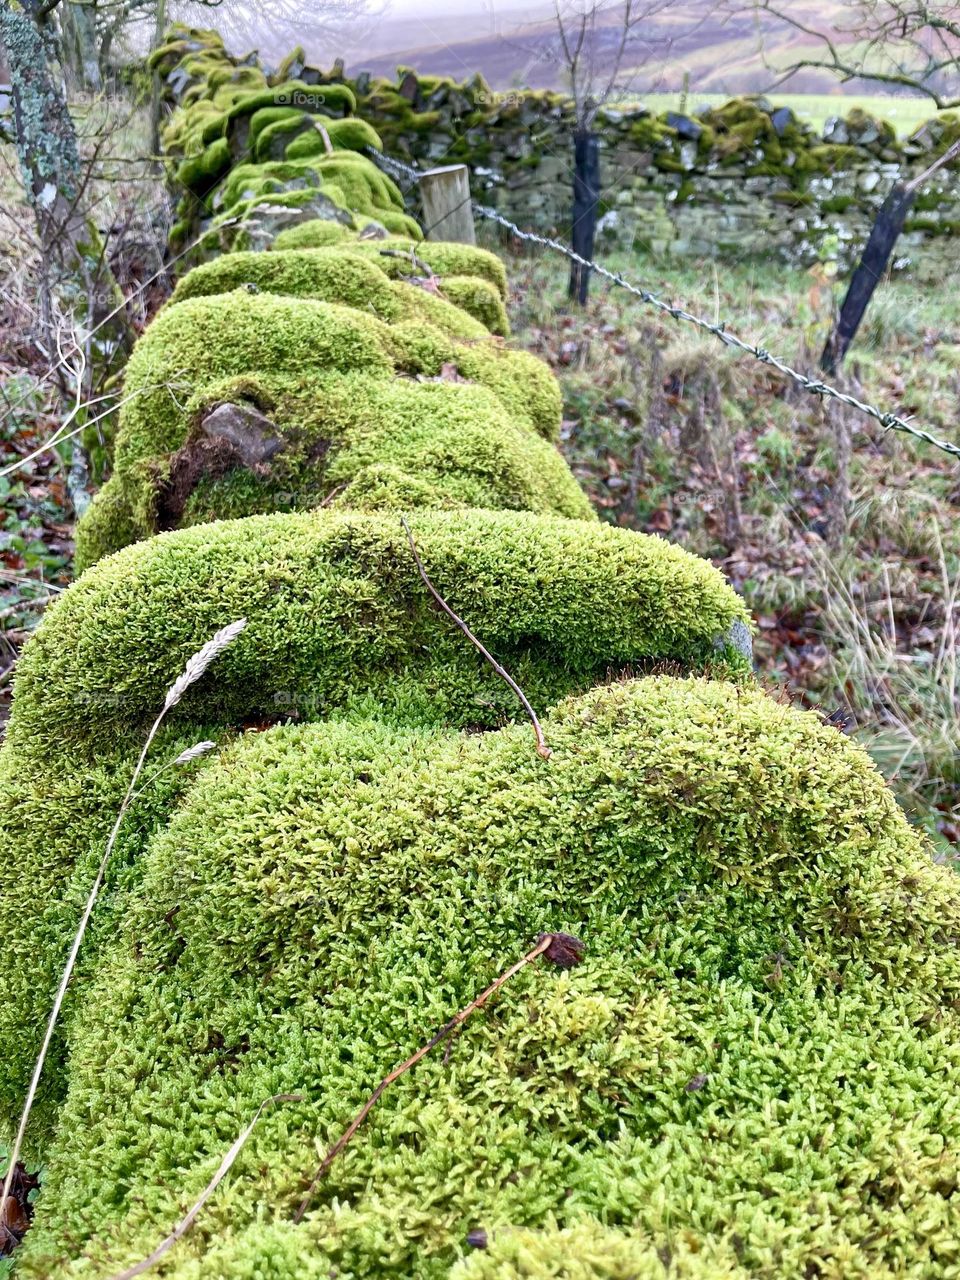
568,128 -> 599,305
0,0 -> 131,401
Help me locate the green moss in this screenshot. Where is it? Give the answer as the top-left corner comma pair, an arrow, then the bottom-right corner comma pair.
175,137 -> 231,192
225,80 -> 357,123
454,343 -> 561,440
770,189 -> 814,207
214,187 -> 347,234
14,35 -> 958,1277
304,237 -> 507,299
74,265 -> 571,561
168,248 -> 405,318
796,144 -> 857,174
820,194 -> 856,214
170,372 -> 586,533
904,216 -> 945,234
452,1220 -> 747,1277
198,111 -> 228,145
675,179 -> 696,204
329,462 -> 462,510
218,160 -> 321,212
271,219 -> 352,248
247,105 -> 306,152
12,668 -> 960,1279
311,152 -> 404,211
913,189 -> 945,212
255,115 -> 319,162
104,290 -> 396,470
628,117 -> 672,149
26,511 -> 744,756
284,117 -> 383,158
359,207 -> 422,239
434,276 -> 509,335
653,152 -> 685,173
1,513 -> 751,1122
208,151 -> 415,239
273,44 -> 306,83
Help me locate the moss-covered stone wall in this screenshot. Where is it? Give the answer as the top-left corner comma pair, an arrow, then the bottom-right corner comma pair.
146,26 -> 422,259
344,69 -> 960,276
4,26 -> 960,1280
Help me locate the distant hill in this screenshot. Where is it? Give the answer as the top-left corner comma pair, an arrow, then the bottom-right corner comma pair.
335,0 -> 936,98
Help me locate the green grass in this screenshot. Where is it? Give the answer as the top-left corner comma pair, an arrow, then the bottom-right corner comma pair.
634,91 -> 946,135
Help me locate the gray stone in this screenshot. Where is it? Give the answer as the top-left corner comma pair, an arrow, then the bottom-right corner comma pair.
770,106 -> 795,136
823,117 -> 849,144
201,403 -> 284,466
666,112 -> 703,141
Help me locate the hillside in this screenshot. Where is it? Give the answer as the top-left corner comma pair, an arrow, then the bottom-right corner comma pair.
341,0 -> 918,95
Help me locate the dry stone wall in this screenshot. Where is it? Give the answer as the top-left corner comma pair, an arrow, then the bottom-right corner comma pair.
343,69 -> 960,277
6,28 -> 960,1280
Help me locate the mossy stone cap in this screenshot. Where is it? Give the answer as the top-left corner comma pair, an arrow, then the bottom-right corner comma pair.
74,238 -> 567,565
12,508 -> 750,755
11,677 -> 960,1277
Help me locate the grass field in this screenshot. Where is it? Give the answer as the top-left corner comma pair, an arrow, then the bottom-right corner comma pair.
634,91 -> 947,135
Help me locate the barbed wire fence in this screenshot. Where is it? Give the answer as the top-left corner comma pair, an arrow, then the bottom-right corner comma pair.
370,147 -> 960,464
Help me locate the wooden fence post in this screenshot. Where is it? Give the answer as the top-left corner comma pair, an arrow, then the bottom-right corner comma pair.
568,130 -> 600,305
419,164 -> 476,244
821,136 -> 960,374
820,183 -> 914,375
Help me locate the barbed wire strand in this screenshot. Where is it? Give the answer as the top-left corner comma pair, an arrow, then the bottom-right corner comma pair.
368,148 -> 960,463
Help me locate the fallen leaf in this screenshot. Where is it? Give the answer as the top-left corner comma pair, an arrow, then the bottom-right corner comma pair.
540,932 -> 586,969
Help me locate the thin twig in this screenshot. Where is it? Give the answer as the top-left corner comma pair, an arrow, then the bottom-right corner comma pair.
105,1093 -> 303,1280
904,136 -> 960,194
0,382 -> 185,479
295,932 -> 581,1222
0,217 -> 242,439
378,247 -> 434,275
0,595 -> 56,623
400,516 -> 551,759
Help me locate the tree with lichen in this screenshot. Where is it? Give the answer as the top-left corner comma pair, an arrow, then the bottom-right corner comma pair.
0,0 -> 132,435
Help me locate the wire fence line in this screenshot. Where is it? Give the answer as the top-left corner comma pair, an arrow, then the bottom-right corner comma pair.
368,148 -> 960,464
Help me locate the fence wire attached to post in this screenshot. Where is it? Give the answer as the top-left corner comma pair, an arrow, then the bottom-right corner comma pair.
366,149 -> 960,463
472,205 -> 960,462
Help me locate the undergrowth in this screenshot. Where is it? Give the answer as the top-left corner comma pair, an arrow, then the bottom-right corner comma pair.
500,240 -> 960,852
